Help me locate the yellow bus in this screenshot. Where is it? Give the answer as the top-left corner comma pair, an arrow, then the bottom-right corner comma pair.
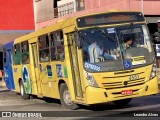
4,10 -> 159,109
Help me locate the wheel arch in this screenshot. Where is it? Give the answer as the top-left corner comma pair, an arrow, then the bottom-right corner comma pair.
58,79 -> 79,109
18,78 -> 22,92
18,78 -> 22,85
58,79 -> 66,92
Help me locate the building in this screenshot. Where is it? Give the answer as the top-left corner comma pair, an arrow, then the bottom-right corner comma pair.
0,0 -> 34,50
35,0 -> 160,34
0,0 -> 35,69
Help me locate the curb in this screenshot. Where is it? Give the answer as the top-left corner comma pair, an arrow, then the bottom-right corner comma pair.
0,78 -> 6,87
0,88 -> 9,92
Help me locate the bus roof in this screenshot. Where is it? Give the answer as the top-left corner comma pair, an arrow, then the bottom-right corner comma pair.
13,17 -> 75,44
75,10 -> 142,19
13,10 -> 144,44
2,40 -> 14,49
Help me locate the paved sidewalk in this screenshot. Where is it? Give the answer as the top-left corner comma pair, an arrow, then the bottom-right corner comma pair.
0,86 -> 8,92
0,78 -> 7,92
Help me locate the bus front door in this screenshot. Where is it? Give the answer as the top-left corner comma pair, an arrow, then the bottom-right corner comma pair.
67,34 -> 83,100
31,43 -> 42,96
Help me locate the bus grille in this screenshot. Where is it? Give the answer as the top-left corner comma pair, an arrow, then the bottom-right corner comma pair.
102,77 -> 145,90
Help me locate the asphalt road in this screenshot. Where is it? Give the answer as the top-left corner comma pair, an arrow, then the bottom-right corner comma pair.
0,90 -> 160,120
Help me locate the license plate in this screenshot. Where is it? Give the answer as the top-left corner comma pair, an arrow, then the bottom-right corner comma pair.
121,90 -> 133,95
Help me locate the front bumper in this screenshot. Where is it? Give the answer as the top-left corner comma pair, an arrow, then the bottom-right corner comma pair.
84,76 -> 158,104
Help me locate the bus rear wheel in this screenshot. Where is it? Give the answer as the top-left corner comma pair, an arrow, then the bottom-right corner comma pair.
19,81 -> 30,100
59,83 -> 79,110
113,98 -> 132,106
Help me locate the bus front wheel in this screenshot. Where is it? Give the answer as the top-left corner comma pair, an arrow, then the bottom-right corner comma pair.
59,83 -> 79,110
113,98 -> 132,106
19,81 -> 30,100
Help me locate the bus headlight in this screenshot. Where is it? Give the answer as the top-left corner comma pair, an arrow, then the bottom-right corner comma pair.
150,72 -> 156,78
86,75 -> 99,87
150,64 -> 156,79
152,67 -> 156,72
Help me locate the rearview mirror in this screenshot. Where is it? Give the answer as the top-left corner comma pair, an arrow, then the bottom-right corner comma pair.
74,32 -> 81,48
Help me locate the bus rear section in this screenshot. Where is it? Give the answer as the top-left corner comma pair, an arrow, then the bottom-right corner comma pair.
2,41 -> 15,90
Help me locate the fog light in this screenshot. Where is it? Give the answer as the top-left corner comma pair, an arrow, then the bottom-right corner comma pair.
86,75 -> 99,87
152,67 -> 156,72
151,72 -> 156,78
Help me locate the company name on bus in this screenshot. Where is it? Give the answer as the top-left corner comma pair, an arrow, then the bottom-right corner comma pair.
85,62 -> 101,71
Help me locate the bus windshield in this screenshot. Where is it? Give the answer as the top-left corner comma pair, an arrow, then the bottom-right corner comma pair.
79,24 -> 154,72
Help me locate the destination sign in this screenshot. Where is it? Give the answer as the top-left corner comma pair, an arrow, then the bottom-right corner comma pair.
76,12 -> 144,28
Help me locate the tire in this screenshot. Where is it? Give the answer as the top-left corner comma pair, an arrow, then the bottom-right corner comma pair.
19,80 -> 30,100
113,98 -> 132,106
59,83 -> 79,110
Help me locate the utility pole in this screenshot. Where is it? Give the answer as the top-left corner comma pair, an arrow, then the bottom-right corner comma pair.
141,0 -> 144,14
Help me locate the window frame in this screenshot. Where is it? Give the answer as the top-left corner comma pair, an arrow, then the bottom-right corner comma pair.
38,34 -> 50,63
21,41 -> 30,64
13,44 -> 21,65
49,30 -> 65,61
3,48 -> 6,66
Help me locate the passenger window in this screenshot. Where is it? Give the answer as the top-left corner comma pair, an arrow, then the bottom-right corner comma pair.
14,44 -> 21,65
21,41 -> 30,64
50,30 -> 64,61
50,34 -> 56,60
39,35 -> 50,62
3,49 -> 6,66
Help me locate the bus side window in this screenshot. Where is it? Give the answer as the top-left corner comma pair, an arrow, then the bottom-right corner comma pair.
56,30 -> 64,60
21,41 -> 30,64
14,44 -> 21,65
50,30 -> 64,61
3,49 -> 6,66
50,34 -> 56,60
39,34 -> 50,62
57,45 -> 64,60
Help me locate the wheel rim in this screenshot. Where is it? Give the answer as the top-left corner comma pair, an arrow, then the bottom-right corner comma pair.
20,83 -> 24,96
63,89 -> 72,105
